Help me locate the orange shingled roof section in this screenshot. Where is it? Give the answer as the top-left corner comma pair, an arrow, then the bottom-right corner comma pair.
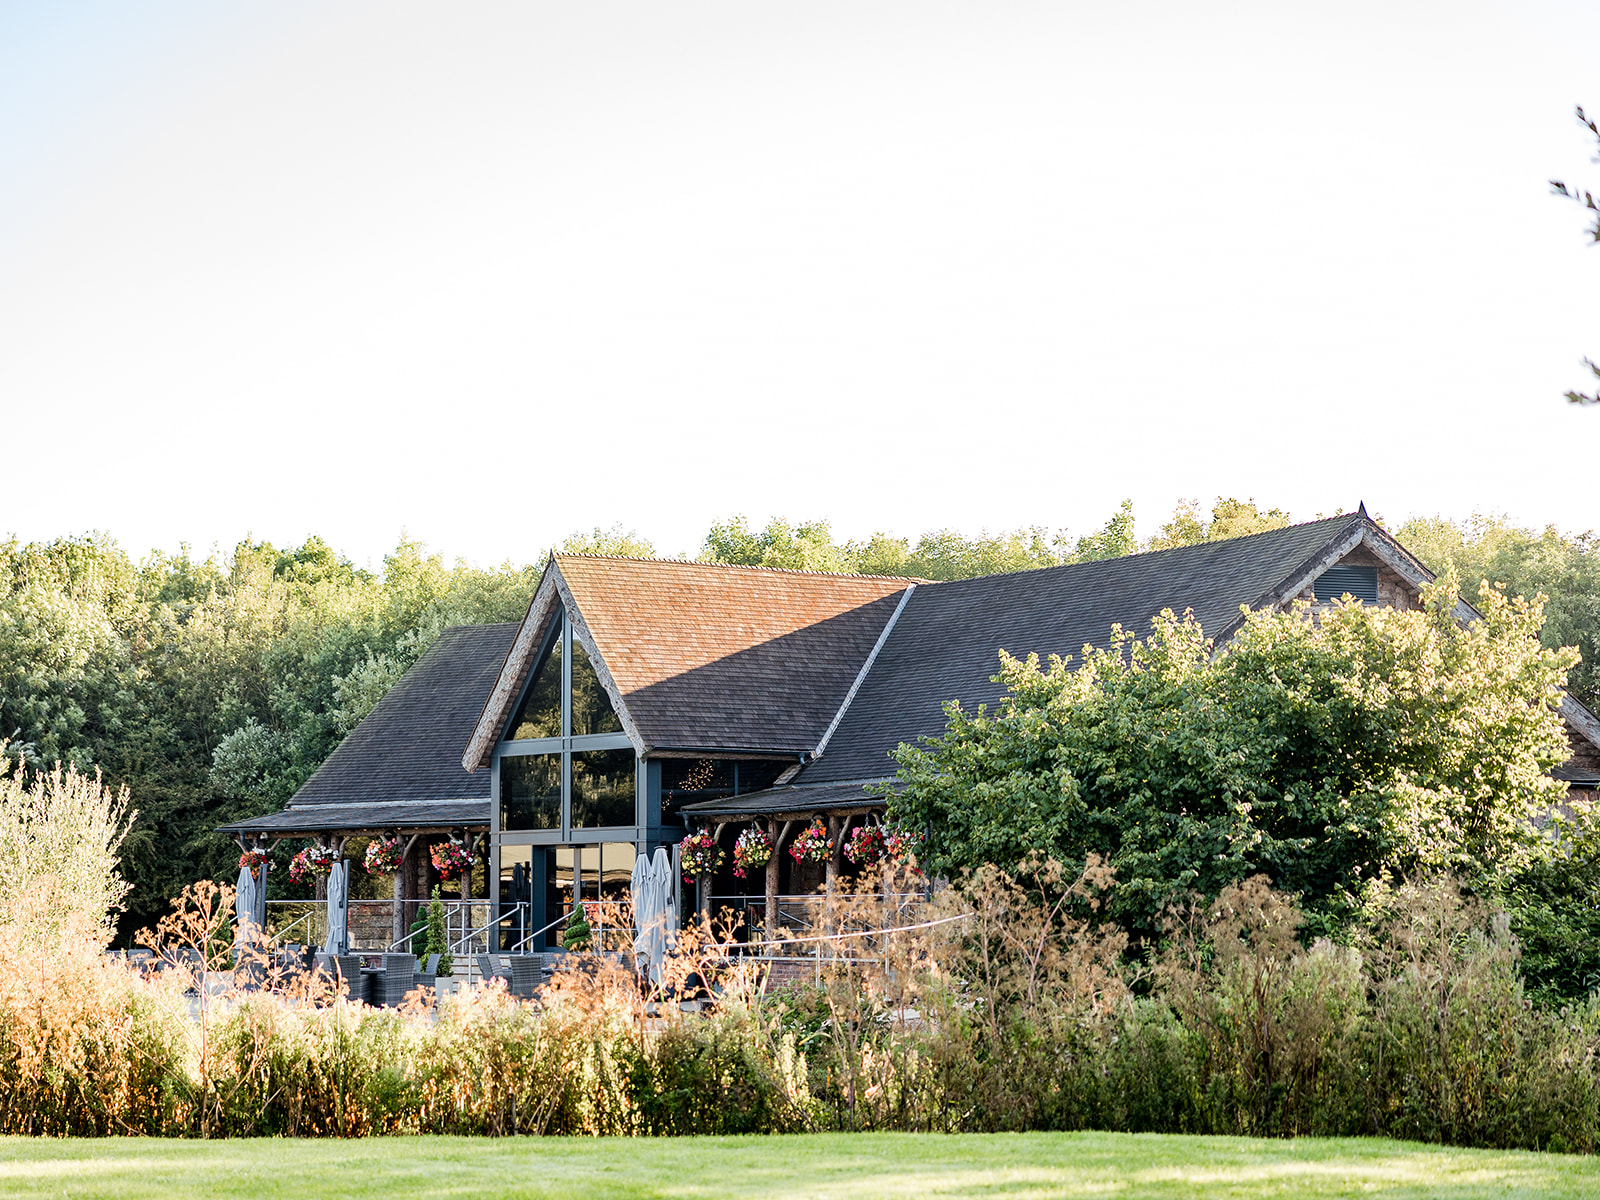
555,555 -> 912,697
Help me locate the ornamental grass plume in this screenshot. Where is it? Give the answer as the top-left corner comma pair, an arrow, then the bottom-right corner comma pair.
0,757 -> 134,951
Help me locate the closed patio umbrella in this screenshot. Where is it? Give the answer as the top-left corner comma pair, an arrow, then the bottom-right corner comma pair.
631,848 -> 675,985
235,862 -> 259,946
326,859 -> 349,956
251,861 -> 268,937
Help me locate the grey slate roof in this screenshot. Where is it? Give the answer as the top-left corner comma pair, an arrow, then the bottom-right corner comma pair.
679,780 -> 895,820
218,801 -> 488,836
801,514 -> 1360,784
219,623 -> 517,836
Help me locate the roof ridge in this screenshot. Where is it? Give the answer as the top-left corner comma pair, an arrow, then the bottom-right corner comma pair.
553,551 -> 925,582
914,511 -> 1363,586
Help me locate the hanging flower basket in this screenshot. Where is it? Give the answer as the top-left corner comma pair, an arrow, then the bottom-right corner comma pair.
732,826 -> 772,878
431,841 -> 472,881
364,837 -> 405,875
289,845 -> 339,885
844,824 -> 887,867
884,827 -> 921,866
788,818 -> 833,865
679,829 -> 725,883
238,849 -> 270,873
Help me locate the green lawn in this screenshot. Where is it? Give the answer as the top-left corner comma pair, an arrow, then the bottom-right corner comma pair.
1,1132 -> 1595,1199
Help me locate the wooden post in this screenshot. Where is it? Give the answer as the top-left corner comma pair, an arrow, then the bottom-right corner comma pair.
825,815 -> 846,944
825,815 -> 844,902
765,819 -> 795,942
391,834 -> 422,948
413,840 -> 431,932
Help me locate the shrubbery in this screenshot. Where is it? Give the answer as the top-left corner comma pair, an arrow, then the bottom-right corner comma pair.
1,757 -> 1597,1148
1,862 -> 1599,1147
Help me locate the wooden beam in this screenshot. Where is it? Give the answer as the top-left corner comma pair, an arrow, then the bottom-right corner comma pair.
764,818 -> 797,941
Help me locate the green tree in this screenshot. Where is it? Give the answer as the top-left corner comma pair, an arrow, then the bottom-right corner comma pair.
889,580 -> 1576,940
1149,498 -> 1292,551
1396,512 -> 1600,710
0,529 -> 543,939
701,516 -> 856,573
559,524 -> 656,558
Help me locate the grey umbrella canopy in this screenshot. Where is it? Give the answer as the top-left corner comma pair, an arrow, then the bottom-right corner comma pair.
252,864 -> 268,936
235,862 -> 259,946
631,848 -> 675,985
326,859 -> 350,956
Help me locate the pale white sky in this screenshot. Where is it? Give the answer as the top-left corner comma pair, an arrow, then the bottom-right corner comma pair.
2,1 -> 1597,568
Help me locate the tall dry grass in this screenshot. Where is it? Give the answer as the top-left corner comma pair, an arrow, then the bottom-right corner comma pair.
0,778 -> 1595,1150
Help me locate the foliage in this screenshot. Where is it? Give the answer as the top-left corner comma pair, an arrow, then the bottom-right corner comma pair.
699,502 -> 1147,581
559,524 -> 656,559
0,532 -> 542,939
0,758 -> 133,951
1550,104 -> 1600,406
561,905 -> 592,952
1397,510 -> 1600,710
890,582 -> 1577,939
1148,498 -> 1291,551
5,853 -> 1600,1151
425,886 -> 452,976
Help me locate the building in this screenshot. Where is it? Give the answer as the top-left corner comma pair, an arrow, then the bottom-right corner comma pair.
221,507 -> 1600,948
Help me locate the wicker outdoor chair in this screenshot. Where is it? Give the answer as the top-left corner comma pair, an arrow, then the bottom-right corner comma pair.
476,953 -> 512,990
377,955 -> 415,1006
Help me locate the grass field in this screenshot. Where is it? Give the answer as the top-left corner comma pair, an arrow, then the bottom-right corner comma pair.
1,1132 -> 1595,1199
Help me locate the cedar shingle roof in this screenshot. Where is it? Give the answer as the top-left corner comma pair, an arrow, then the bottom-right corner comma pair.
220,623 -> 517,835
558,555 -> 912,753
802,514 -> 1361,783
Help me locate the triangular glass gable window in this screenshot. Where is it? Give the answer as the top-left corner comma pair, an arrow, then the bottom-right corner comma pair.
507,623 -> 563,740
571,637 -> 623,736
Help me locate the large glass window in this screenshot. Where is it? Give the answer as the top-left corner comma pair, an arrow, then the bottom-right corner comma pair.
571,639 -> 623,736
502,754 -> 560,830
546,842 -> 639,945
508,628 -> 563,741
498,845 -> 533,950
497,608 -> 636,839
572,748 -> 637,828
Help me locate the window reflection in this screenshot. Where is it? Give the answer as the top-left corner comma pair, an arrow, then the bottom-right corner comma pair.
501,754 -> 560,830
571,749 -> 636,828
660,758 -> 788,818
508,628 -> 562,740
571,639 -> 623,736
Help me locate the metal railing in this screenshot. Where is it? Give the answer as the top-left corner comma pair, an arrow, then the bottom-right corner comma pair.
265,898 -> 495,954
387,900 -> 494,954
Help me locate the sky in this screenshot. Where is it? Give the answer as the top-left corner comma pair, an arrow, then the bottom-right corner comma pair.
2,0 -> 1598,570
